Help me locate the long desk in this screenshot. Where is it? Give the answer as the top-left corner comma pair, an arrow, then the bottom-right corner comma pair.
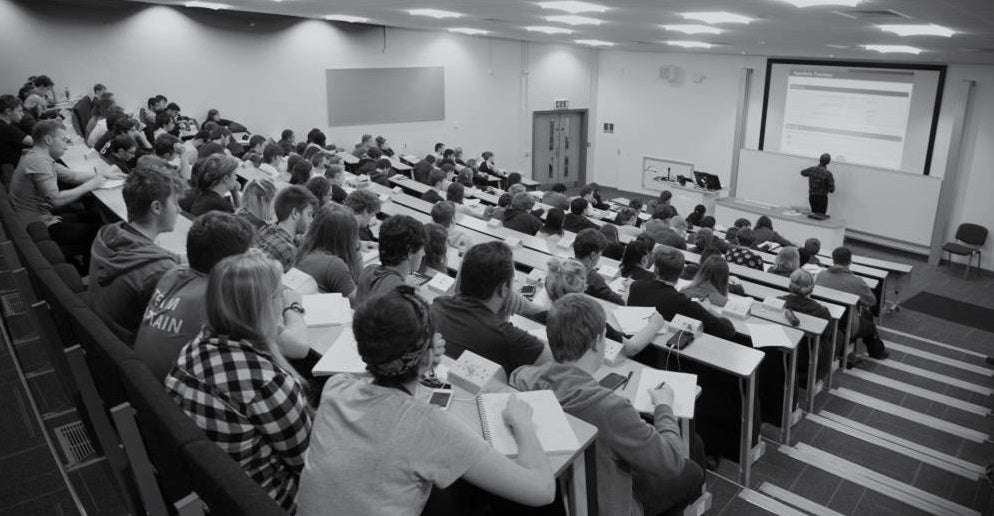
715,197 -> 847,252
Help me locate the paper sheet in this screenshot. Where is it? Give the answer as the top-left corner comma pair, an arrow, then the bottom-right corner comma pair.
746,323 -> 793,349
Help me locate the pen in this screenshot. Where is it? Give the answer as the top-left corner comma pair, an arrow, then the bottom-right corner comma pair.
619,370 -> 634,390
654,381 -> 667,390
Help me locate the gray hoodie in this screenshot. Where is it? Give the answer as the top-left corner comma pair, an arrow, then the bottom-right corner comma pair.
510,362 -> 686,516
88,221 -> 180,345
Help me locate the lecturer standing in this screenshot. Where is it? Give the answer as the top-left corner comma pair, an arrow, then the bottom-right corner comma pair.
800,153 -> 835,215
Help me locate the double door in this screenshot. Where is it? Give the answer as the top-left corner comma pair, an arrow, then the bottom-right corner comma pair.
532,110 -> 586,187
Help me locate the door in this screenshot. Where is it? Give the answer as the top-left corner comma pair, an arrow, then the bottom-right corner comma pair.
532,110 -> 587,187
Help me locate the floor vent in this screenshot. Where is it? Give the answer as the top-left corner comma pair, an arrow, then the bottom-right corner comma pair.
54,420 -> 96,466
0,291 -> 25,316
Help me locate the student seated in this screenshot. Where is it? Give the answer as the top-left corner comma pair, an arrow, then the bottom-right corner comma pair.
10,121 -> 105,266
780,269 -> 834,382
137,133 -> 193,180
0,95 -> 31,172
563,198 -> 598,233
165,251 -> 313,513
289,159 -> 313,186
753,215 -> 793,248
236,178 -> 276,231
432,242 -> 552,375
344,189 -> 382,243
511,294 -> 704,516
356,215 -> 425,304
799,237 -> 822,266
620,237 -> 655,281
422,169 -> 446,203
255,186 -> 317,272
102,134 -> 137,175
150,111 -> 175,142
323,164 -> 348,204
305,176 -> 332,207
538,207 -> 565,244
277,129 -> 295,155
186,155 -> 240,217
644,208 -> 686,250
685,204 -> 706,229
412,154 -> 435,184
297,286 -> 555,515
768,246 -> 800,277
295,205 -> 362,301
724,228 -> 764,270
375,135 -> 393,156
259,143 -> 283,178
614,207 -> 642,239
431,200 -> 470,250
600,224 -> 625,261
583,182 -> 611,210
629,246 -> 736,339
681,255 -> 734,307
134,212 -> 254,380
502,192 -> 543,235
816,247 -> 888,360
478,150 -> 501,178
541,183 -> 569,211
89,167 -> 186,345
573,228 -> 625,305
691,228 -> 729,257
420,223 -> 450,276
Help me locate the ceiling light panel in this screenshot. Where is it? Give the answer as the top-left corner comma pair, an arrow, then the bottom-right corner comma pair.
408,9 -> 462,19
546,15 -> 603,26
538,1 -> 607,14
324,15 -> 370,23
879,24 -> 956,37
666,40 -> 714,49
525,26 -> 575,34
680,12 -> 753,24
661,24 -> 722,35
448,27 -> 490,35
777,0 -> 861,7
185,1 -> 229,9
575,39 -> 614,46
863,44 -> 922,54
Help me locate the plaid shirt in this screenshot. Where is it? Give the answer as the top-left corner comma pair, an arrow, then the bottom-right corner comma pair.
800,165 -> 835,196
725,247 -> 765,271
255,224 -> 297,272
165,334 -> 313,513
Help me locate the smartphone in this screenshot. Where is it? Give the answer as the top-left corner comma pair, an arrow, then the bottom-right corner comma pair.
428,389 -> 454,409
520,284 -> 537,300
598,372 -> 629,391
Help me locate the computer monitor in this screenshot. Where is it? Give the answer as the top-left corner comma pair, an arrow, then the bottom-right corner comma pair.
693,171 -> 722,191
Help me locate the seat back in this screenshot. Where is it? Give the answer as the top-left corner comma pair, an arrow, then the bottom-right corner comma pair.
955,223 -> 989,247
181,441 -> 287,516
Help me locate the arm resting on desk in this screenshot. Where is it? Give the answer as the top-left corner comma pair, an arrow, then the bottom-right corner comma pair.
36,170 -> 101,208
461,416 -> 556,507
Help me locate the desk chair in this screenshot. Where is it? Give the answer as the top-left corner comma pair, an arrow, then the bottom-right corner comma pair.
942,223 -> 988,278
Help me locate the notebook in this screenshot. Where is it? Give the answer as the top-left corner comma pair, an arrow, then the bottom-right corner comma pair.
301,293 -> 352,327
311,328 -> 366,376
476,390 -> 579,457
746,323 -> 793,349
98,178 -> 125,190
632,368 -> 698,419
282,268 -> 319,294
612,306 -> 657,334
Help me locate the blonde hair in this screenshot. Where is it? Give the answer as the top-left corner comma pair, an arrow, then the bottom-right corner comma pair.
774,246 -> 800,273
206,250 -> 301,379
241,179 -> 277,224
544,257 -> 588,301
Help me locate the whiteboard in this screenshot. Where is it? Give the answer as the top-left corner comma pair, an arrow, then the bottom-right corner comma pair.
325,67 -> 444,126
736,149 -> 942,246
642,156 -> 693,192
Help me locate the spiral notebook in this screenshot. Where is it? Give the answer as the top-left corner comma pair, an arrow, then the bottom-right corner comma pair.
476,390 -> 579,457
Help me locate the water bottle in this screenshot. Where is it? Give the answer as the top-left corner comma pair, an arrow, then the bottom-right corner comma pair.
64,87 -> 70,100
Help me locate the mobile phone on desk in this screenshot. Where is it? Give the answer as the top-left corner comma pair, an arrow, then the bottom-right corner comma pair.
519,284 -> 537,300
598,372 -> 630,391
428,389 -> 454,409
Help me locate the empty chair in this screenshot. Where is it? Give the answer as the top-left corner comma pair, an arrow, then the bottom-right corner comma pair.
942,223 -> 988,278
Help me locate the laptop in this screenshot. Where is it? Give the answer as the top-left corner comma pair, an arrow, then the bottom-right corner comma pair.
693,171 -> 722,191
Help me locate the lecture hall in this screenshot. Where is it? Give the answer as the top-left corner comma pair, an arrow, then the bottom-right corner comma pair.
0,0 -> 993,514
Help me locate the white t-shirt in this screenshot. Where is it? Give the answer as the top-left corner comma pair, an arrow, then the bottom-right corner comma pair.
297,374 -> 489,515
87,119 -> 108,148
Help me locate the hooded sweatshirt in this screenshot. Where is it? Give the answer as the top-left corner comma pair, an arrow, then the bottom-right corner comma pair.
88,221 -> 180,345
355,264 -> 405,306
510,362 -> 686,516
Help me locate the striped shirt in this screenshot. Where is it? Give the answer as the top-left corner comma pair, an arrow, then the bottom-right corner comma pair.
165,334 -> 313,513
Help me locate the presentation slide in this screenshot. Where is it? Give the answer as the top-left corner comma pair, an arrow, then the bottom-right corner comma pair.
761,60 -> 945,174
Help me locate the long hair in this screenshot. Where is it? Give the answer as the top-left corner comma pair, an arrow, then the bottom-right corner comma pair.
540,208 -> 565,236
421,223 -> 449,274
620,238 -> 651,278
687,255 -> 730,296
205,251 -> 301,378
241,179 -> 276,223
295,205 -> 362,280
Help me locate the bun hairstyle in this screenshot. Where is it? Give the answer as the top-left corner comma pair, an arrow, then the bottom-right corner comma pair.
544,256 -> 588,302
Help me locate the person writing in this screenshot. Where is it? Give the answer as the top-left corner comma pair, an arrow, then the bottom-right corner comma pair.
801,153 -> 835,215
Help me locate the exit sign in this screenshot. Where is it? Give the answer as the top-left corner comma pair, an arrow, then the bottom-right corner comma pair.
554,99 -> 569,109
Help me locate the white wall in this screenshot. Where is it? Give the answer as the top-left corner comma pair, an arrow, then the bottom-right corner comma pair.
0,0 -> 594,176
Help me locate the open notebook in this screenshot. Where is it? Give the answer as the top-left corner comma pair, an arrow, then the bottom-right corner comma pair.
612,306 -> 656,334
477,390 -> 579,457
301,293 -> 352,327
311,328 -> 366,376
632,368 -> 698,419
